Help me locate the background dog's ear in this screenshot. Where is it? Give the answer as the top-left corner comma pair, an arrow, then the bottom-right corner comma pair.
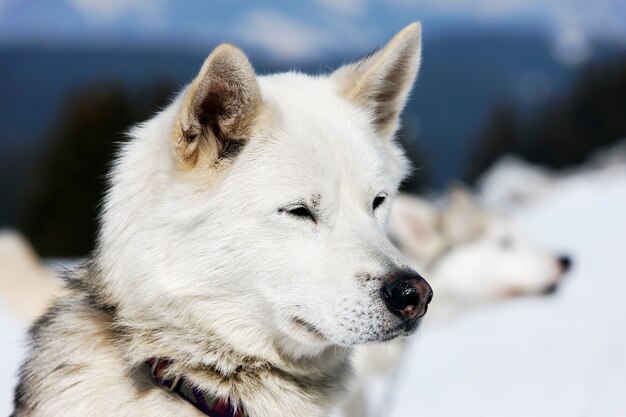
439,185 -> 488,244
388,195 -> 445,264
172,44 -> 261,167
332,22 -> 422,139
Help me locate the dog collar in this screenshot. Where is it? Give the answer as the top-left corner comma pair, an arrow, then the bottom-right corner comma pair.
146,358 -> 248,417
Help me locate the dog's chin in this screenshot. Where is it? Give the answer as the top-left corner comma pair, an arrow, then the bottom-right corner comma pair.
287,314 -> 423,347
336,319 -> 423,346
401,318 -> 423,335
373,330 -> 404,343
385,319 -> 423,340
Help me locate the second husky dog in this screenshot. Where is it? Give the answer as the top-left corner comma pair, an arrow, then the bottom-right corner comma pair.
389,187 -> 572,321
12,23 -> 431,417
342,187 -> 572,417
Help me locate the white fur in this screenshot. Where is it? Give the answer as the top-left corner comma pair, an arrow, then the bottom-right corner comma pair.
100,68 -> 414,360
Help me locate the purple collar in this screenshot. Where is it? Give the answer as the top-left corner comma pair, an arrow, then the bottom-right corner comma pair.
146,358 -> 248,417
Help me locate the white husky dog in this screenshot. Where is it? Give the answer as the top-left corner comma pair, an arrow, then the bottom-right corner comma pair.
389,187 -> 571,321
13,23 -> 433,417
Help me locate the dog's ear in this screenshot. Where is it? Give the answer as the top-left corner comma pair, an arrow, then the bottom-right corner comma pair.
172,44 -> 262,167
332,22 -> 422,139
439,185 -> 488,244
388,195 -> 445,264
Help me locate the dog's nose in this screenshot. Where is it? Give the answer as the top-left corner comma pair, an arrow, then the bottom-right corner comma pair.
381,271 -> 433,323
558,255 -> 573,273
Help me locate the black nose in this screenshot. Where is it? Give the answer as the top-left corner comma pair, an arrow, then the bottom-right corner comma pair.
558,255 -> 572,273
381,271 -> 433,323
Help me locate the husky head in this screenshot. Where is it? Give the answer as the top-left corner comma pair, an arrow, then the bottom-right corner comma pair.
390,187 -> 572,309
97,23 -> 431,360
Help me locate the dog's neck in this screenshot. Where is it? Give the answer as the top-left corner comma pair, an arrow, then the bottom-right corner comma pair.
145,358 -> 248,417
120,310 -> 352,417
73,263 -> 353,417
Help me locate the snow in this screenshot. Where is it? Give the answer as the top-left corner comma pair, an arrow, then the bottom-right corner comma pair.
1,167 -> 625,415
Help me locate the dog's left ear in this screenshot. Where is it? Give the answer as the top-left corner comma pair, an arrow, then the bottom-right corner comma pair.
333,22 -> 422,139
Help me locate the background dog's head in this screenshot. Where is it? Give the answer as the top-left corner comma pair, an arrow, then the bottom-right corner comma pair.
390,187 -> 571,308
97,23 -> 431,359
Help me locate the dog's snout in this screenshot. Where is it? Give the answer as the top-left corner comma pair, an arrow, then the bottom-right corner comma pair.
558,255 -> 573,273
381,271 -> 433,323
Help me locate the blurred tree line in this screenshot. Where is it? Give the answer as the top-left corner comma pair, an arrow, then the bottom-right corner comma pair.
17,81 -> 176,257
467,55 -> 626,181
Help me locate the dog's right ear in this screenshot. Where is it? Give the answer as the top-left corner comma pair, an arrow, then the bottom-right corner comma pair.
172,44 -> 262,168
332,22 -> 422,140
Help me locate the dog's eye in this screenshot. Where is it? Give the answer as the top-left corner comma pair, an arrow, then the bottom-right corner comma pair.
372,194 -> 387,211
283,205 -> 316,222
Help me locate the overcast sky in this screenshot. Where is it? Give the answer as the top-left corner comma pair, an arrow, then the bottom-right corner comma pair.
0,0 -> 624,61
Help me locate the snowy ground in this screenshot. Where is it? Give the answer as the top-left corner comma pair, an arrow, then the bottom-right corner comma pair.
1,168 -> 625,415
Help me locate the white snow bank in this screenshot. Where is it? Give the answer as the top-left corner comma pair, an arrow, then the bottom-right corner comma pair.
477,155 -> 556,212
477,141 -> 626,214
